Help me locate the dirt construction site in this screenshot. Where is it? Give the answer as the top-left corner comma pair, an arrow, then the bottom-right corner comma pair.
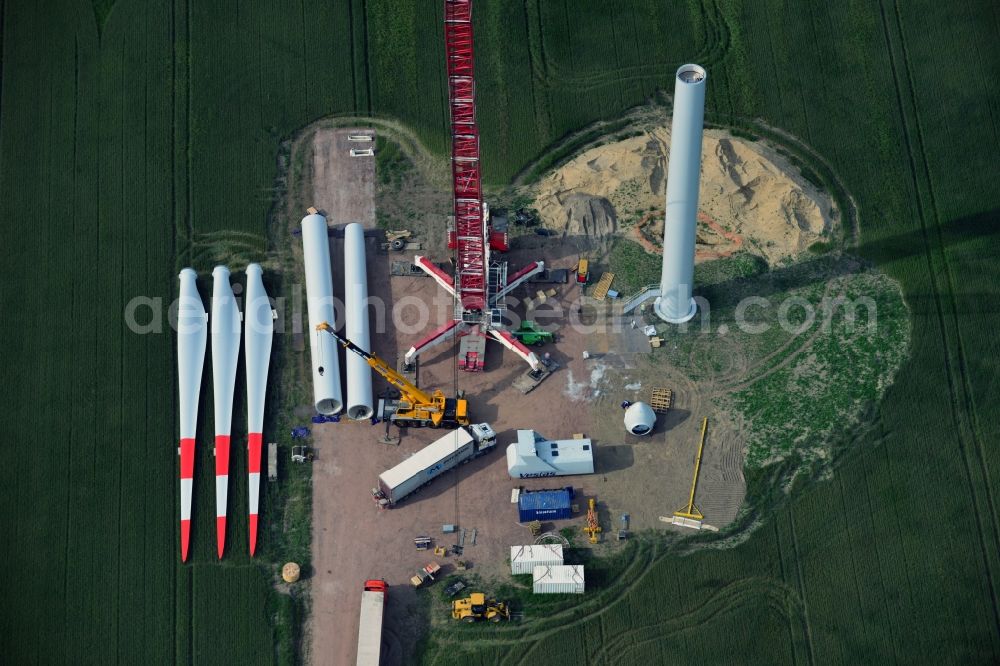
292,123 -> 834,664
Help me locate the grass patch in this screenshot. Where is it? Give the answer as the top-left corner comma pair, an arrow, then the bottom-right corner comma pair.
375,135 -> 411,187
809,240 -> 833,254
520,119 -> 632,185
608,237 -> 662,294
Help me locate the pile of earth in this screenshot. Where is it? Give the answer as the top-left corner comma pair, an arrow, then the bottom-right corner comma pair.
532,127 -> 835,264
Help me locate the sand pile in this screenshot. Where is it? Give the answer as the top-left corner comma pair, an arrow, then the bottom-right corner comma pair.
532,127 -> 834,264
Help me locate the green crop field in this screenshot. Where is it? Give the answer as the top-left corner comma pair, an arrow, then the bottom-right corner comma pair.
1,0 -> 998,663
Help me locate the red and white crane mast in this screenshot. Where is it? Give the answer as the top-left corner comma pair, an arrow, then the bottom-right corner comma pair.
444,0 -> 489,315
406,0 -> 545,372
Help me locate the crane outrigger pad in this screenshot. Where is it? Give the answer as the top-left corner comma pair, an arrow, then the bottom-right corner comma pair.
512,359 -> 560,394
396,352 -> 418,381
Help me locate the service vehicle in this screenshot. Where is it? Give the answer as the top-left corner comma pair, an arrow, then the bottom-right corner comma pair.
356,579 -> 387,666
373,424 -> 497,507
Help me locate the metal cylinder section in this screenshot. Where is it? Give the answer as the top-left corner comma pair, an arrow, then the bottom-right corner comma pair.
624,402 -> 657,436
301,213 -> 343,415
655,63 -> 707,324
344,223 -> 374,420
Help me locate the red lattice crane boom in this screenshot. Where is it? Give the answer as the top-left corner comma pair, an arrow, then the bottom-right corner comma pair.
403,1 -> 545,374
445,0 -> 487,315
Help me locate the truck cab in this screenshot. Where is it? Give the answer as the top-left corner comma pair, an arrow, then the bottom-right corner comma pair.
363,579 -> 387,594
469,423 -> 497,452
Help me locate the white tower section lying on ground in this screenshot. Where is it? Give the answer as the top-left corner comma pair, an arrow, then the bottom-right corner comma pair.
344,223 -> 374,420
301,212 -> 343,415
655,63 -> 707,324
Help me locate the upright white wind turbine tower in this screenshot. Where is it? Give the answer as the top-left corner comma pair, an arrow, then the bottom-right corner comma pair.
655,63 -> 707,324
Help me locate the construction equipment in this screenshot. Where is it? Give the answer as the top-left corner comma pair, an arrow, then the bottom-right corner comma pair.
590,272 -> 615,300
316,323 -> 469,428
576,259 -> 590,285
374,425 -> 496,507
512,357 -> 559,394
618,513 -> 630,541
385,230 -> 411,251
390,261 -> 427,277
451,593 -> 510,623
291,445 -> 315,463
673,418 -> 708,525
401,0 -> 546,376
434,546 -> 447,557
583,498 -> 602,544
510,321 -> 555,347
410,562 -> 441,588
357,580 -> 387,666
414,536 -> 432,550
527,268 -> 570,284
267,443 -> 278,480
513,207 -> 539,227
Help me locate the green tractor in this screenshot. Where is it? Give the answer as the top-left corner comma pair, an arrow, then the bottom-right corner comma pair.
512,321 -> 555,347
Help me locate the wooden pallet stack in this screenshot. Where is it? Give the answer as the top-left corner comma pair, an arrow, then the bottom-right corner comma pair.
590,272 -> 615,300
650,387 -> 674,414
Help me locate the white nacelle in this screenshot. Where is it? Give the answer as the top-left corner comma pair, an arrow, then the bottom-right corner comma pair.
624,402 -> 656,436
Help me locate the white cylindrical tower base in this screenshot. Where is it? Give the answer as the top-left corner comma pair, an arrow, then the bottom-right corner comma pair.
301,212 -> 343,415
344,223 -> 374,420
654,294 -> 698,324
657,63 -> 706,325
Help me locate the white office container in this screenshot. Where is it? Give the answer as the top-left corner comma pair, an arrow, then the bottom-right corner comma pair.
533,565 -> 585,594
510,545 -> 564,575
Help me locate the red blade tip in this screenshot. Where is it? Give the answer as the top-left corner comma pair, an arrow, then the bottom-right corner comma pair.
249,514 -> 258,557
216,516 -> 226,559
180,519 -> 191,562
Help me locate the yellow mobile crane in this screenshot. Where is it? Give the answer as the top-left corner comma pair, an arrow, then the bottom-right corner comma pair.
315,323 -> 470,428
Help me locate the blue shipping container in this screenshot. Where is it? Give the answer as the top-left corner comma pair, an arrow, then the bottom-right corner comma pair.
518,487 -> 574,522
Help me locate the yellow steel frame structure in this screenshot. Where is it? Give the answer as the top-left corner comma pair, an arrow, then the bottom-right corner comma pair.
674,417 -> 708,521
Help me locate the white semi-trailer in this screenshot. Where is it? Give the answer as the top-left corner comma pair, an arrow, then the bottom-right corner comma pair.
356,579 -> 387,666
373,424 -> 496,507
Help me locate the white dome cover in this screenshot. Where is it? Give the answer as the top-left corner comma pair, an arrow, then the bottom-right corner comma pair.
624,402 -> 656,435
